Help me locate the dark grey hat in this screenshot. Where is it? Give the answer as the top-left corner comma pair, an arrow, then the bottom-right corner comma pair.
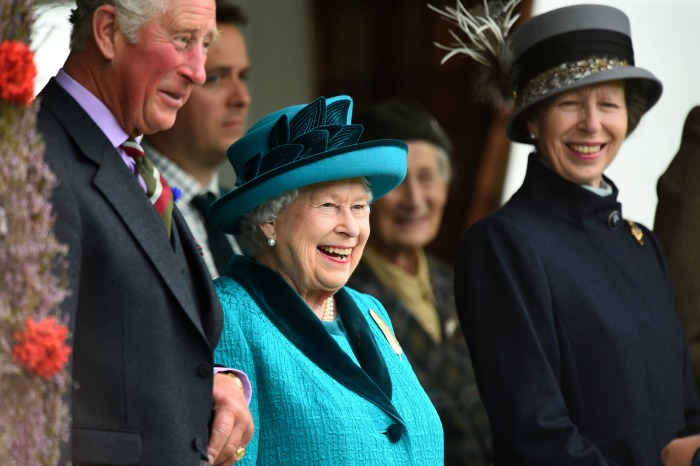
506,4 -> 662,143
355,97 -> 452,155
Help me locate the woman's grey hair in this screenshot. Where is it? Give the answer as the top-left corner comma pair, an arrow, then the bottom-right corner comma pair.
237,189 -> 300,258
434,146 -> 452,183
237,178 -> 373,258
69,0 -> 168,50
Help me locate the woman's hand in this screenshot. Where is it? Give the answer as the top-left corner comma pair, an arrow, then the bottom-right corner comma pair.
661,436 -> 700,466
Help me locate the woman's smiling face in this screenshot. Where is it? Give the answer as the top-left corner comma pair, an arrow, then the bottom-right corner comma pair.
369,141 -> 448,253
259,178 -> 371,297
527,81 -> 628,187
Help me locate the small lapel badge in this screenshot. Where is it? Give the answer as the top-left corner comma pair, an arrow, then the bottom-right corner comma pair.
370,309 -> 403,360
626,219 -> 644,246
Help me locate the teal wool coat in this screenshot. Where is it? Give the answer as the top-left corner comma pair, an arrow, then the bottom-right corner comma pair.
348,257 -> 492,465
213,256 -> 444,465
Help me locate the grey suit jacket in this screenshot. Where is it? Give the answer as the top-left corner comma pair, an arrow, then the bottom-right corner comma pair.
38,78 -> 223,466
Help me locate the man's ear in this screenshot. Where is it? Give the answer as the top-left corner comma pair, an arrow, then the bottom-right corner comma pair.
92,5 -> 119,60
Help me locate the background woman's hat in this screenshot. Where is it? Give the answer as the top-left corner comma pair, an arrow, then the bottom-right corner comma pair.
506,4 -> 662,143
354,97 -> 452,155
209,95 -> 408,234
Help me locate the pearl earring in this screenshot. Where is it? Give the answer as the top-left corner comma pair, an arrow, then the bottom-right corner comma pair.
267,235 -> 276,247
530,133 -> 536,140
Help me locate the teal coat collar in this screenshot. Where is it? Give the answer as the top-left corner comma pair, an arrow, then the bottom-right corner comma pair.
224,255 -> 403,426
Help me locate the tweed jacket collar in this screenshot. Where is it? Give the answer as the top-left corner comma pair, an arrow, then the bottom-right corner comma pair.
224,255 -> 404,426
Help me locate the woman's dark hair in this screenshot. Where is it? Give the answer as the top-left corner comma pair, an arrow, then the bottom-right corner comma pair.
625,80 -> 650,136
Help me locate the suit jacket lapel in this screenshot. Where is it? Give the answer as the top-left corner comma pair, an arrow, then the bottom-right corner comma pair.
173,208 -> 223,344
40,79 -> 210,341
225,256 -> 404,426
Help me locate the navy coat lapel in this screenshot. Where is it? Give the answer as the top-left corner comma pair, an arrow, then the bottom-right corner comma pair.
40,79 -> 209,340
224,256 -> 404,426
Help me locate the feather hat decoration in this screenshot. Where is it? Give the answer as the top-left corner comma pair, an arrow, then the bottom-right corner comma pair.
431,2 -> 662,144
429,0 -> 521,110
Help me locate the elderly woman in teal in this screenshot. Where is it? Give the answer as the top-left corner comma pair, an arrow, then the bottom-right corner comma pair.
208,95 -> 443,465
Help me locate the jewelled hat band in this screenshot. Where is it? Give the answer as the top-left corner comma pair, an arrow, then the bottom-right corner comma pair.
514,29 -> 634,90
514,56 -> 630,109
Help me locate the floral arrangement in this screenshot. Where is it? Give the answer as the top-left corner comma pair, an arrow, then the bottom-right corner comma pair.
0,39 -> 36,105
0,0 -> 72,464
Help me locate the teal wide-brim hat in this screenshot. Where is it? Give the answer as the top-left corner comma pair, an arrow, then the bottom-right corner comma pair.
209,95 -> 408,234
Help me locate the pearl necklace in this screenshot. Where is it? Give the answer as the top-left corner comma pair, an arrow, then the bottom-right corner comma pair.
322,297 -> 335,322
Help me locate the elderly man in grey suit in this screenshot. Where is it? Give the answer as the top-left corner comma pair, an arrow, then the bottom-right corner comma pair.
37,0 -> 253,464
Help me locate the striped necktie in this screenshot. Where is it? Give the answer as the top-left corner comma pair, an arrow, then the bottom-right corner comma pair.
121,139 -> 174,236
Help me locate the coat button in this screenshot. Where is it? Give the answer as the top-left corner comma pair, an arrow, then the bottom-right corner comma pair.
608,210 -> 622,229
197,363 -> 213,377
192,436 -> 205,451
386,423 -> 403,443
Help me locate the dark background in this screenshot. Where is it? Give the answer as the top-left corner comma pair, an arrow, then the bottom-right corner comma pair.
310,0 -> 533,263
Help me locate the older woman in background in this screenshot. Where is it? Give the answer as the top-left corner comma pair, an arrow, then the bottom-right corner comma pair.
349,97 -> 492,465
208,95 -> 443,465
434,2 -> 700,464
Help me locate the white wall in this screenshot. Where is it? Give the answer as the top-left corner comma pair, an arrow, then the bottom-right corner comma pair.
503,0 -> 700,228
32,2 -> 72,93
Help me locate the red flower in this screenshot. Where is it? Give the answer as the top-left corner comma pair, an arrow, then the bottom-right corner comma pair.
13,316 -> 71,379
0,40 -> 37,106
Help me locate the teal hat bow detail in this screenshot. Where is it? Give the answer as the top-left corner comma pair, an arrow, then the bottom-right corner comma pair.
209,95 -> 408,234
237,97 -> 364,187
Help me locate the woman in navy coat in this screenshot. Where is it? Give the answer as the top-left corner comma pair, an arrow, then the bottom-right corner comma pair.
434,3 -> 700,465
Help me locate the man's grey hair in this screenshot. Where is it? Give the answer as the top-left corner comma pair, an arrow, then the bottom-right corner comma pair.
69,0 -> 168,50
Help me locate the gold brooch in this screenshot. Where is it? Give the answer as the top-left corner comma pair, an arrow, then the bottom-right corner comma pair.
626,219 -> 644,246
370,309 -> 403,360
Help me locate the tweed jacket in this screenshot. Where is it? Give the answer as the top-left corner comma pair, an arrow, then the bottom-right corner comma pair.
655,106 -> 700,393
39,78 -> 223,465
455,154 -> 700,466
213,255 -> 444,465
348,255 -> 493,465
